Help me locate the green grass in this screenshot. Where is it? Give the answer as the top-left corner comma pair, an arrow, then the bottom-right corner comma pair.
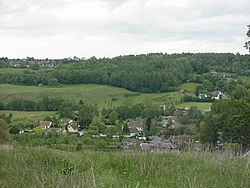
176,102 -> 212,110
0,146 -> 249,187
0,68 -> 27,73
177,82 -> 201,93
0,110 -> 56,120
0,84 -> 183,108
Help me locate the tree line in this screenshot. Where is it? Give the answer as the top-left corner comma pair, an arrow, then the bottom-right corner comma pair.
0,53 -> 249,92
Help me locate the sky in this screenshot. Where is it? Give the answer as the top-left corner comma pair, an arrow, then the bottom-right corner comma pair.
0,0 -> 249,59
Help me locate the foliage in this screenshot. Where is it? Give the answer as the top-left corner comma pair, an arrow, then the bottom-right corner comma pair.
198,95 -> 250,149
4,97 -> 65,111
245,25 -> 250,52
0,119 -> 10,143
1,53 -> 249,92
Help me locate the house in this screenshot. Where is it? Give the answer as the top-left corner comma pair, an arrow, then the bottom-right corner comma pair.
122,138 -> 139,144
159,104 -> 166,110
209,71 -> 226,79
148,136 -> 162,143
167,116 -> 181,129
211,91 -> 223,100
198,94 -> 208,99
174,109 -> 189,115
127,122 -> 144,136
221,95 -> 230,100
170,135 -> 194,145
60,118 -> 73,124
122,138 -> 140,149
128,127 -> 139,136
39,121 -> 52,130
179,89 -> 186,94
140,142 -> 177,152
159,119 -> 169,127
67,123 -> 79,133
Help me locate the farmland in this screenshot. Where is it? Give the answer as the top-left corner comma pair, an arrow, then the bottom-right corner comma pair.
0,82 -> 213,110
0,84 -> 186,109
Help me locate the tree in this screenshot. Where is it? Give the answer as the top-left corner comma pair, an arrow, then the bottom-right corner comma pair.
0,101 -> 5,110
9,125 -> 20,134
145,117 -> 152,132
244,25 -> 250,52
232,85 -> 247,99
30,64 -> 40,70
122,124 -> 130,134
108,111 -> 118,125
88,116 -> 105,134
0,119 -> 10,143
78,103 -> 97,129
48,78 -> 59,86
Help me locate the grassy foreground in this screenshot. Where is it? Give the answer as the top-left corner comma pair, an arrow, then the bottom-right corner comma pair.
0,146 -> 249,188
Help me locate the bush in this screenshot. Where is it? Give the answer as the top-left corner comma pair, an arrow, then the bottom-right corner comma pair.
0,119 -> 10,143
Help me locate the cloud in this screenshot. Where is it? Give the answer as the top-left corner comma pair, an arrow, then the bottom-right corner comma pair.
0,0 -> 249,58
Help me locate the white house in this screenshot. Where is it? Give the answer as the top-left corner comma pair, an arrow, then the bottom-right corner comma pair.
68,123 -> 79,133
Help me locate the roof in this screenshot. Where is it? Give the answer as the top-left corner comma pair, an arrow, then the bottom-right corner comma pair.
149,136 -> 162,143
122,138 -> 139,143
174,110 -> 189,115
179,89 -> 185,94
128,122 -> 143,128
141,142 -> 177,150
39,121 -> 52,127
129,127 -> 139,134
60,118 -> 73,123
160,120 -> 168,126
69,123 -> 79,130
212,90 -> 222,97
172,135 -> 193,139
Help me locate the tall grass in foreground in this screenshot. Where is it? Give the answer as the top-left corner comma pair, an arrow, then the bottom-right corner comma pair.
0,145 -> 249,188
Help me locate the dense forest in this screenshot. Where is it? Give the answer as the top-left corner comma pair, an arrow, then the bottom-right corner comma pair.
0,53 -> 249,92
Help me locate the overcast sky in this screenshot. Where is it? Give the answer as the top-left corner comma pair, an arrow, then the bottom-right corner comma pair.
0,0 -> 249,59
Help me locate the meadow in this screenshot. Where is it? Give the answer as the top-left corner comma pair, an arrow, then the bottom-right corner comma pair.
0,68 -> 27,74
0,84 -> 182,108
0,145 -> 249,188
177,82 -> 201,93
0,83 -> 211,110
176,102 -> 212,110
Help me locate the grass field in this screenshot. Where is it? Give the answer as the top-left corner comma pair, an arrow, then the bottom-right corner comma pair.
0,84 -> 183,108
0,110 -> 56,120
177,82 -> 201,93
0,82 -> 207,110
0,146 -> 249,187
0,68 -> 27,73
176,102 -> 212,110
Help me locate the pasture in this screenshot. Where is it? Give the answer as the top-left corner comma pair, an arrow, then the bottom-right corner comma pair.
0,84 -> 183,108
177,82 -> 201,93
176,102 -> 212,110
